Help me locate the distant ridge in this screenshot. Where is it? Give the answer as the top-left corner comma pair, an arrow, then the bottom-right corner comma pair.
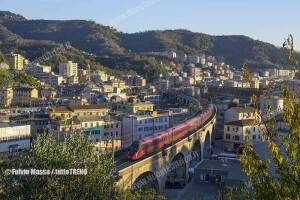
0,11 -> 298,70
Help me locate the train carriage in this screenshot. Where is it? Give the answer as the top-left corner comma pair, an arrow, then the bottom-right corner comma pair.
128,105 -> 214,161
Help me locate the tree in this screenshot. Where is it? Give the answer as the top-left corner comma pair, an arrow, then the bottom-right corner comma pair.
0,133 -> 167,200
114,189 -> 167,200
0,68 -> 13,87
0,133 -> 116,200
0,52 -> 8,64
241,63 -> 252,83
13,71 -> 39,88
221,35 -> 300,199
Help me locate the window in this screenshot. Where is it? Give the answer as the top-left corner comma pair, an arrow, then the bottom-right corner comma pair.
234,135 -> 240,141
227,126 -> 230,131
226,134 -> 230,139
252,135 -> 256,140
236,127 -> 239,132
253,127 -> 256,132
85,123 -> 88,128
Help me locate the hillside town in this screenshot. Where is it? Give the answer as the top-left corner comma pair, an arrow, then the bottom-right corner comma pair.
0,4 -> 300,199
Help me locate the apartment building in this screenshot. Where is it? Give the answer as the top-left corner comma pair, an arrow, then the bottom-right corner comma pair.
224,119 -> 262,151
58,61 -> 78,84
259,96 -> 284,116
224,107 -> 258,123
122,111 -> 169,148
114,102 -> 154,114
7,52 -> 25,70
0,87 -> 13,108
10,114 -> 51,136
59,61 -> 78,77
102,119 -> 122,150
49,105 -> 109,120
12,86 -> 38,106
49,105 -> 110,136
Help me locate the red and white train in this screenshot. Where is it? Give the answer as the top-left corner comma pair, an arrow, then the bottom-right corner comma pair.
127,105 -> 215,160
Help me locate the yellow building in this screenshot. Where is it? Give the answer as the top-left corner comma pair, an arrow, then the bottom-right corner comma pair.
114,102 -> 155,114
71,105 -> 109,117
49,105 -> 109,135
0,87 -> 13,108
111,79 -> 126,90
101,84 -> 114,93
7,53 -> 25,70
49,105 -> 109,120
131,102 -> 154,114
12,86 -> 38,106
48,107 -> 73,121
98,119 -> 122,151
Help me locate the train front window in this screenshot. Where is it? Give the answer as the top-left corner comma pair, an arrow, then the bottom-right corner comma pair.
130,142 -> 139,154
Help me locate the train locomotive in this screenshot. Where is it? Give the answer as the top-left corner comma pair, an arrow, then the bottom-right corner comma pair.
128,105 -> 214,161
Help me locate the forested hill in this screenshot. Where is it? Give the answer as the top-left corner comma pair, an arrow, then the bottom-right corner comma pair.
0,11 -> 298,69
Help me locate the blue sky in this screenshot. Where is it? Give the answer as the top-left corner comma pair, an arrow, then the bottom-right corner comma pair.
1,0 -> 299,49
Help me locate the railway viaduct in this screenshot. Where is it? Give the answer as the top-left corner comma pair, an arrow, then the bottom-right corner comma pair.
116,93 -> 217,192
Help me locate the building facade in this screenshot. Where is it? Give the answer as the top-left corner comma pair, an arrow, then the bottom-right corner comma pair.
224,119 -> 262,151
7,53 -> 25,70
12,86 -> 38,106
0,123 -> 31,153
122,112 -> 169,148
224,107 -> 258,123
0,87 -> 13,108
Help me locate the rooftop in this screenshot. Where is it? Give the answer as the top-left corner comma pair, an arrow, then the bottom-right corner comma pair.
49,105 -> 108,113
229,106 -> 257,113
225,119 -> 258,126
70,104 -> 108,110
49,107 -> 73,113
195,159 -> 247,181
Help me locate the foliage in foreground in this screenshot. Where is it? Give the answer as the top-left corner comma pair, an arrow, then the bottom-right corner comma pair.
0,133 -> 115,200
0,133 -> 166,200
220,35 -> 300,200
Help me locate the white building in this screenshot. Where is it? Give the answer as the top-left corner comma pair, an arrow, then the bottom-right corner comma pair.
0,123 -> 31,153
200,54 -> 206,65
161,51 -> 177,59
224,119 -> 262,151
224,107 -> 258,123
78,117 -> 122,151
59,61 -> 78,77
122,112 -> 170,148
259,96 -> 284,116
187,55 -> 200,64
143,95 -> 161,105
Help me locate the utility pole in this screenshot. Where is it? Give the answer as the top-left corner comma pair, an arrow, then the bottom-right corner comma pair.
171,112 -> 174,145
112,130 -> 115,163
